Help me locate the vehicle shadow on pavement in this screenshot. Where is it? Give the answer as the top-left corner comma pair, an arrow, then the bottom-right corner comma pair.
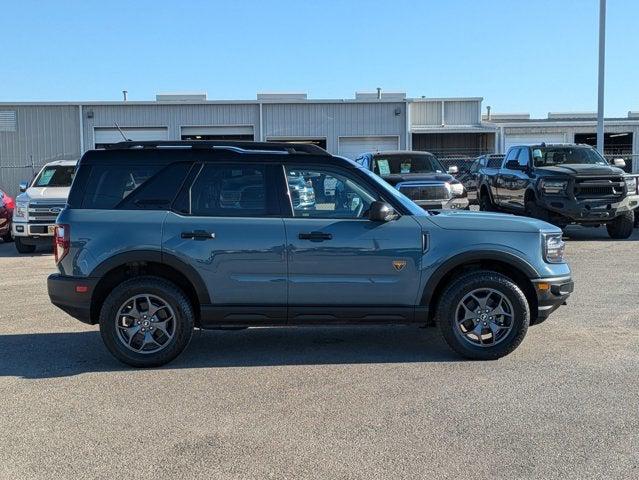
0,242 -> 52,257
0,326 -> 461,379
563,226 -> 639,242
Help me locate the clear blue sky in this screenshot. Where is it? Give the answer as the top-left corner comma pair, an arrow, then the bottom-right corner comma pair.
1,0 -> 637,117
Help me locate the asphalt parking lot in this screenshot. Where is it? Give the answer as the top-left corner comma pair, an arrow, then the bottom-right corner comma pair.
0,228 -> 637,480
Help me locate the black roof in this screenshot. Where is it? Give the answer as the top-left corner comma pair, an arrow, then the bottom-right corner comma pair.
79,140 -> 358,167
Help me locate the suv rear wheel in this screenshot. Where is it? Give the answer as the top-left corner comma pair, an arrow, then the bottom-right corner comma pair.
436,271 -> 530,360
606,211 -> 634,239
99,276 -> 194,367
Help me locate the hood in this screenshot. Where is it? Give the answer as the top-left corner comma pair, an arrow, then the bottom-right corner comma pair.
382,172 -> 455,186
18,186 -> 71,203
418,210 -> 560,234
537,164 -> 625,177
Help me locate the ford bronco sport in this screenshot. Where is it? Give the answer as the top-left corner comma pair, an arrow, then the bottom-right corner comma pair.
48,141 -> 573,367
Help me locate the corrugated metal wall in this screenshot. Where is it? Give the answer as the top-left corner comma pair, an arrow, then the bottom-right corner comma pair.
410,101 -> 442,126
83,103 -> 261,148
263,102 -> 406,153
410,100 -> 481,127
0,105 -> 80,197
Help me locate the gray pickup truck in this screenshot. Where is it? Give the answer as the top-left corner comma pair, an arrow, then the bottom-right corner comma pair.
476,144 -> 638,238
48,141 -> 572,367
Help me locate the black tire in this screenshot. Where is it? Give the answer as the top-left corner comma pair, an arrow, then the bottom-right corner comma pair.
634,210 -> 639,228
479,190 -> 494,212
606,211 -> 634,239
99,276 -> 194,367
1,231 -> 12,243
525,200 -> 549,222
435,271 -> 530,360
15,237 -> 36,253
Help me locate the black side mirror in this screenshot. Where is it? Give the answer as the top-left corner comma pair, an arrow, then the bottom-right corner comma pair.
19,181 -> 28,193
369,201 -> 396,222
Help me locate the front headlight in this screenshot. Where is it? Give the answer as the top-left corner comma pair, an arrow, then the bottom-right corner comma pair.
624,176 -> 637,194
541,180 -> 568,195
543,233 -> 566,264
14,201 -> 28,220
449,182 -> 466,197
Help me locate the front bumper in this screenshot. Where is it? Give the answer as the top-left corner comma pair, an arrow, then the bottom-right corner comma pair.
532,275 -> 574,320
539,194 -> 639,223
414,197 -> 470,211
12,221 -> 56,238
48,274 -> 98,324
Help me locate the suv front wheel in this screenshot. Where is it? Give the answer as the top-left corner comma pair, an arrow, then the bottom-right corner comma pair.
99,276 -> 194,367
436,271 -> 530,360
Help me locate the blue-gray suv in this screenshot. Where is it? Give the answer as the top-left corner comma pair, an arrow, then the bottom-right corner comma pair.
47,141 -> 573,367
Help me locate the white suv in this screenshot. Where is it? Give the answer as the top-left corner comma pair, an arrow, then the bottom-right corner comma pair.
12,159 -> 77,253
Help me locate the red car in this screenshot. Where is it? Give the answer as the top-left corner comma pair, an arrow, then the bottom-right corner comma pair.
0,188 -> 14,243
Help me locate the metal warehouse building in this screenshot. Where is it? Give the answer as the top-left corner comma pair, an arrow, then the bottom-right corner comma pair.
1,92 -> 637,197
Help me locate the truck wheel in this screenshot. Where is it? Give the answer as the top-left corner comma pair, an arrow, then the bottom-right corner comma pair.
99,276 -> 194,368
15,237 -> 36,253
606,211 -> 634,239
436,271 -> 530,360
1,232 -> 12,243
634,211 -> 639,228
479,191 -> 494,212
525,200 -> 549,222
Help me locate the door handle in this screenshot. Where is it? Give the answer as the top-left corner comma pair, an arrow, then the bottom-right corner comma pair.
181,230 -> 216,240
298,231 -> 332,241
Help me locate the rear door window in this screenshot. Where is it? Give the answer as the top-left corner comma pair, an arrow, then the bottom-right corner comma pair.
176,164 -> 278,217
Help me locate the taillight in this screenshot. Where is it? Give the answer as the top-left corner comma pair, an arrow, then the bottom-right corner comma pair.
54,224 -> 70,264
5,196 -> 15,210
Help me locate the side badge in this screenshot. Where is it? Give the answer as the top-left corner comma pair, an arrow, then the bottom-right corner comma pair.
392,260 -> 407,271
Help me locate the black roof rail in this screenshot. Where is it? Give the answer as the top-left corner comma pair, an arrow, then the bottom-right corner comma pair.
103,140 -> 330,156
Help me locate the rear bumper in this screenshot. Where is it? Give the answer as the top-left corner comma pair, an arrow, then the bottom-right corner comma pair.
48,274 -> 98,324
532,275 -> 574,320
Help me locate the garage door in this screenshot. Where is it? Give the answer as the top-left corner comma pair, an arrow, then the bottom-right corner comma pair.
94,127 -> 169,148
504,133 -> 566,150
338,136 -> 399,159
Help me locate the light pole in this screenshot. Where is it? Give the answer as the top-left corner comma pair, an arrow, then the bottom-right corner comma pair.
597,0 -> 606,154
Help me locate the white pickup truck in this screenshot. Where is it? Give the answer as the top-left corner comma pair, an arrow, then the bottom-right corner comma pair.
12,160 -> 77,253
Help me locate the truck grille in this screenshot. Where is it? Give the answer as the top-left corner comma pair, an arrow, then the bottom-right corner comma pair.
399,185 -> 450,201
574,178 -> 624,198
27,203 -> 65,223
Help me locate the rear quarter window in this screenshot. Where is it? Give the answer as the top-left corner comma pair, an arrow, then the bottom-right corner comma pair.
80,162 -> 191,210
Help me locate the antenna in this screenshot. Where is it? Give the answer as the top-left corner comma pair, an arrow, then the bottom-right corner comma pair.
114,122 -> 131,142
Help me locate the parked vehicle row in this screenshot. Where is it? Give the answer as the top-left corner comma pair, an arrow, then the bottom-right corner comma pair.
47,140 -> 573,367
465,144 -> 638,239
11,160 -> 77,253
0,188 -> 15,243
354,151 -> 469,211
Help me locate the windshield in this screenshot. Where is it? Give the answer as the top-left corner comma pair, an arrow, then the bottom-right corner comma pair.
358,167 -> 427,216
532,147 -> 608,167
33,165 -> 76,188
373,154 -> 444,175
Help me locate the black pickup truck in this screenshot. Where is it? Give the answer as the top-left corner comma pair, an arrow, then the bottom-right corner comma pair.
476,144 -> 638,238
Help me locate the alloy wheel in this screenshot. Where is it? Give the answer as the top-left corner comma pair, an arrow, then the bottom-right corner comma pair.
115,294 -> 176,354
454,288 -> 514,347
